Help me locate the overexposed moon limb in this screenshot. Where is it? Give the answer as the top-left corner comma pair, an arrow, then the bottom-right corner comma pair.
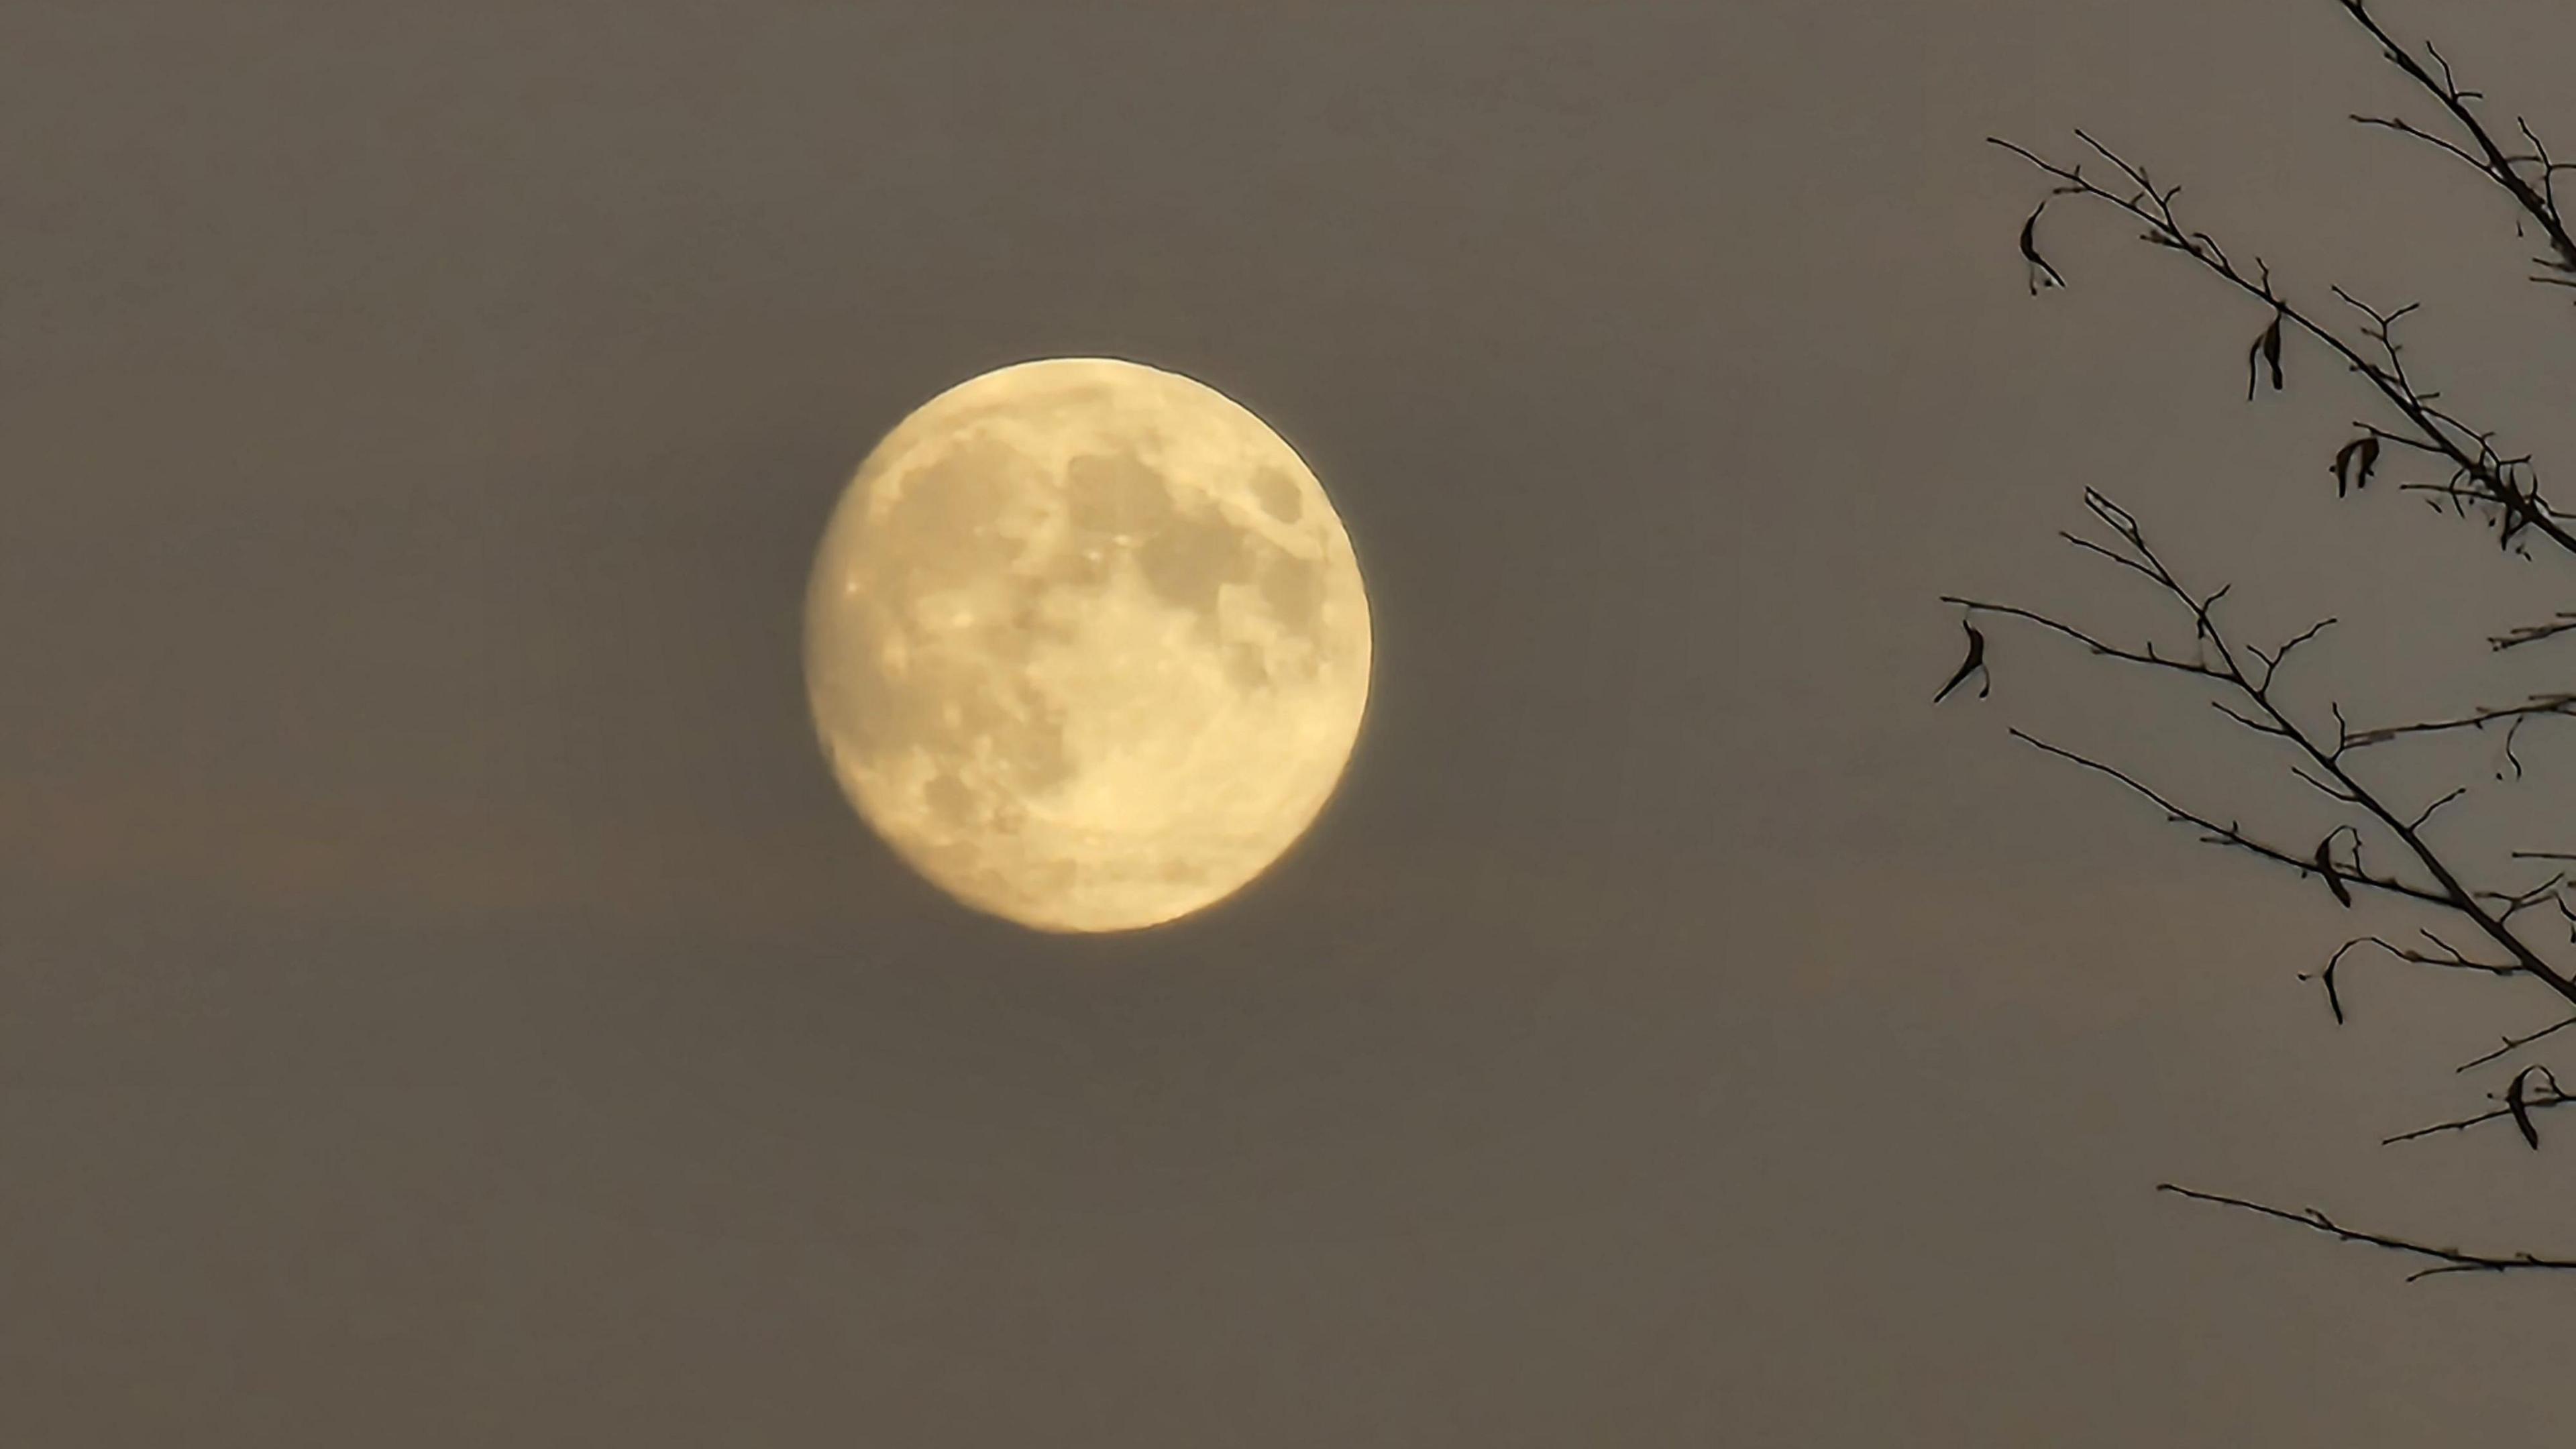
804,357 -> 1373,932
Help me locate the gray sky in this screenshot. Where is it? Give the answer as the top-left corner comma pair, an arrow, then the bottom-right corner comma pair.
6,0 -> 2575,1442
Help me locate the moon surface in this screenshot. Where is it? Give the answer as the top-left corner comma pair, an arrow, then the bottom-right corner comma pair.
804,358 -> 1373,933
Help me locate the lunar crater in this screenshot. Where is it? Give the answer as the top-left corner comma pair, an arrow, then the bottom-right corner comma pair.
806,358 -> 1371,932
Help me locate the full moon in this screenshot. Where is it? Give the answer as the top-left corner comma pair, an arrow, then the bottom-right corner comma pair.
804,358 -> 1373,933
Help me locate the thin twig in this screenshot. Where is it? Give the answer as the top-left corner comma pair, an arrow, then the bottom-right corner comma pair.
2161,1184 -> 2576,1279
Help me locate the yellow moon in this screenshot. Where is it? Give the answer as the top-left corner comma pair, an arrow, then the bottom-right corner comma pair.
804,357 -> 1373,933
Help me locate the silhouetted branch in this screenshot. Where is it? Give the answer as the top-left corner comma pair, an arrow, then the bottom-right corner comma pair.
1987,3 -> 2576,564
2461,1014 -> 2576,1072
2342,931 -> 2523,983
2491,612 -> 2576,653
2159,1185 -> 2576,1280
1959,0 -> 2576,1276
1998,727 -> 2444,909
2340,695 -> 2576,749
1950,492 -> 2576,1018
2384,1066 -> 2572,1144
2336,0 -> 2576,283
2302,930 -> 2550,1028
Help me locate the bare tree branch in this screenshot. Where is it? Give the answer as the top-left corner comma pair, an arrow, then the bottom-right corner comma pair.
1998,727 -> 2445,908
2461,1015 -> 2576,1072
1993,127 -> 2574,558
2160,1185 -> 2576,1280
2383,1066 -> 2571,1144
2337,0 -> 2576,282
1951,492 -> 2576,1016
2491,612 -> 2576,653
1960,0 -> 2576,1277
2339,695 -> 2576,749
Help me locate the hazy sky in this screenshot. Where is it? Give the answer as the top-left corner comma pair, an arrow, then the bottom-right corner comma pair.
7,1 -> 2576,1442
